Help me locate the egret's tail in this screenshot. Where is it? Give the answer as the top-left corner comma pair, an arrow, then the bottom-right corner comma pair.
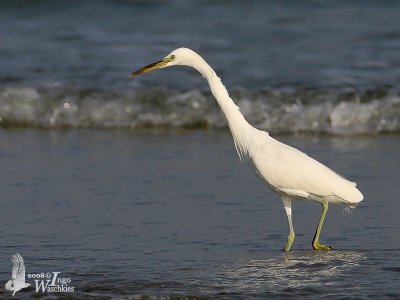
337,185 -> 364,208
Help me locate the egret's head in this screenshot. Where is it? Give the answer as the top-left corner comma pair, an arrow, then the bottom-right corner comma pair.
129,48 -> 198,77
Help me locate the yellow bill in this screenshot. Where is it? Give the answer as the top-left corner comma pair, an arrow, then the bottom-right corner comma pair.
129,55 -> 175,77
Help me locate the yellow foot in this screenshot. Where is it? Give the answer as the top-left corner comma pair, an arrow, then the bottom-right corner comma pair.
312,242 -> 332,250
283,234 -> 295,252
283,243 -> 292,252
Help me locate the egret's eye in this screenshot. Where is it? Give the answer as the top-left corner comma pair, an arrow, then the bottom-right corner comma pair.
171,55 -> 176,60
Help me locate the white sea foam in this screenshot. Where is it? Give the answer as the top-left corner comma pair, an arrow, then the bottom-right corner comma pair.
0,86 -> 399,134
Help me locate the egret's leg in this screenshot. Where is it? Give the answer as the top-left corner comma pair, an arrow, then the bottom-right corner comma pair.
312,200 -> 332,250
281,196 -> 295,252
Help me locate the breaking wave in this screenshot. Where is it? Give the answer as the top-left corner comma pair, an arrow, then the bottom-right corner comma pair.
0,85 -> 399,135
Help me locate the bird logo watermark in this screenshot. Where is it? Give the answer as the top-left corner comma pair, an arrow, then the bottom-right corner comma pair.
5,253 -> 31,296
4,253 -> 75,295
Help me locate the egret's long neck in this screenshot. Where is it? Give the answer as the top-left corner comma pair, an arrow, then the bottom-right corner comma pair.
190,56 -> 252,160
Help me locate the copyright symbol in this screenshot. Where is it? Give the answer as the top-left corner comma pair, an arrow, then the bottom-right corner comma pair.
46,272 -> 52,279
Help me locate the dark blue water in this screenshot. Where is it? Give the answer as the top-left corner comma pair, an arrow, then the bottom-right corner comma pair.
0,129 -> 399,298
0,0 -> 399,133
0,1 -> 400,298
2,0 -> 400,89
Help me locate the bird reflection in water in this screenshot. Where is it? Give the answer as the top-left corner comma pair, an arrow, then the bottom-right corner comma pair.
214,251 -> 366,293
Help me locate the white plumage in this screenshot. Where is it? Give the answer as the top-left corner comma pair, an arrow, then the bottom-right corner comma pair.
246,130 -> 362,205
130,47 -> 364,251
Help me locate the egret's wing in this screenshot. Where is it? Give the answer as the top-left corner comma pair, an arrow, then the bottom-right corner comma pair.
11,254 -> 26,282
247,131 -> 362,204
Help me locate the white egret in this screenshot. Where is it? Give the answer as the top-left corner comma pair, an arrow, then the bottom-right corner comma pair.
130,48 -> 363,251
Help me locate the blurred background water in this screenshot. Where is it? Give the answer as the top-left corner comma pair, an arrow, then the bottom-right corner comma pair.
0,0 -> 399,299
0,0 -> 399,133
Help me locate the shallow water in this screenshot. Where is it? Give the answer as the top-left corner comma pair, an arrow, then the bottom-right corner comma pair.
0,129 -> 398,298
